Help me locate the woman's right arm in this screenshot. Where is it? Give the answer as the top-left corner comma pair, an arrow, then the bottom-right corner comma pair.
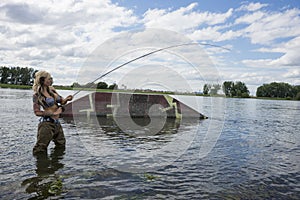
33,102 -> 44,117
33,94 -> 43,117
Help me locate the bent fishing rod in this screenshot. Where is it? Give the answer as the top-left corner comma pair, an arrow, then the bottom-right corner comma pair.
72,42 -> 230,97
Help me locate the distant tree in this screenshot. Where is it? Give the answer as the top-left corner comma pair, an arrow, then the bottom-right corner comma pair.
222,81 -> 249,97
223,81 -> 234,96
233,81 -> 250,98
19,67 -> 27,85
293,85 -> 300,100
0,66 -> 10,84
296,92 -> 300,100
10,67 -> 17,84
203,84 -> 209,95
108,83 -> 118,90
203,83 -> 221,95
256,85 -> 266,97
256,82 -> 295,98
71,82 -> 81,88
85,82 -> 97,89
210,84 -> 221,95
19,67 -> 35,85
0,66 -> 35,85
97,81 -> 108,89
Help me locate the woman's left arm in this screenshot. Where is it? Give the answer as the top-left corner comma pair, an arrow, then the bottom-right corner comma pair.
61,95 -> 73,105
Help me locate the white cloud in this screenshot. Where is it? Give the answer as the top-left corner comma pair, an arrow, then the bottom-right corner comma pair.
0,0 -> 138,84
143,3 -> 233,32
189,26 -> 242,42
235,11 -> 265,24
0,0 -> 299,92
237,8 -> 300,44
0,2 -> 46,24
241,36 -> 300,72
283,69 -> 300,79
231,5 -> 300,89
270,36 -> 300,67
242,58 -> 273,68
237,2 -> 268,12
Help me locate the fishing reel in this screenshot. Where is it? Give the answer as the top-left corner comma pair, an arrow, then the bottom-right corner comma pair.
58,104 -> 65,112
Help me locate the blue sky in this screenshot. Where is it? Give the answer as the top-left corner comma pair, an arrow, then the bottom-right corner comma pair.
1,0 -> 300,95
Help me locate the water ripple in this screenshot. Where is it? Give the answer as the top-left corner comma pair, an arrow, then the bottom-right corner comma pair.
0,89 -> 299,199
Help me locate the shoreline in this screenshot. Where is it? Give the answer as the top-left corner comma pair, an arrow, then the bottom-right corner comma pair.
1,83 -> 299,101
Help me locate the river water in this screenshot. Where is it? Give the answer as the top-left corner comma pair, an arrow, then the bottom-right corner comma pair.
0,88 -> 299,199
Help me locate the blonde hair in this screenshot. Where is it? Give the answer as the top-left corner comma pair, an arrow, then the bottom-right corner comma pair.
32,70 -> 50,92
32,70 -> 55,108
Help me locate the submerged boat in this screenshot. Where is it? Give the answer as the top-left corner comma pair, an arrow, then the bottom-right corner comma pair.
61,92 -> 206,119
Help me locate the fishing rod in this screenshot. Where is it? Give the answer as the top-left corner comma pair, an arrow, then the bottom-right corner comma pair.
72,42 -> 230,97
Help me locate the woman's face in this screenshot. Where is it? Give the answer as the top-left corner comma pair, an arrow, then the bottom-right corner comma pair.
49,77 -> 53,86
44,76 -> 52,86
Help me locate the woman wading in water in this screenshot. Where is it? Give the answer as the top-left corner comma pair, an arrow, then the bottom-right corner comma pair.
32,70 -> 73,154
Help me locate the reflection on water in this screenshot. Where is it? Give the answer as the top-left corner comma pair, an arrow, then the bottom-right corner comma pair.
65,115 -> 199,140
99,117 -> 182,135
63,116 -> 188,140
64,116 -> 201,173
21,147 -> 65,199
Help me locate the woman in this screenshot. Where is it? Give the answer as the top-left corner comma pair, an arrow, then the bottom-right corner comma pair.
32,70 -> 73,154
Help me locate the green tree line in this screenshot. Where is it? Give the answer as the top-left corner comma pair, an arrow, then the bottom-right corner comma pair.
2,66 -> 299,100
0,66 -> 37,85
203,81 -> 300,100
203,81 -> 250,98
71,81 -> 118,90
256,82 -> 300,100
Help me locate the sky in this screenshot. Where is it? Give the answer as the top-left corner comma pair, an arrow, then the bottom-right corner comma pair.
1,0 -> 300,95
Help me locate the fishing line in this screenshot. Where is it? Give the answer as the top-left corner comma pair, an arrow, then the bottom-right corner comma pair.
72,42 -> 230,97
